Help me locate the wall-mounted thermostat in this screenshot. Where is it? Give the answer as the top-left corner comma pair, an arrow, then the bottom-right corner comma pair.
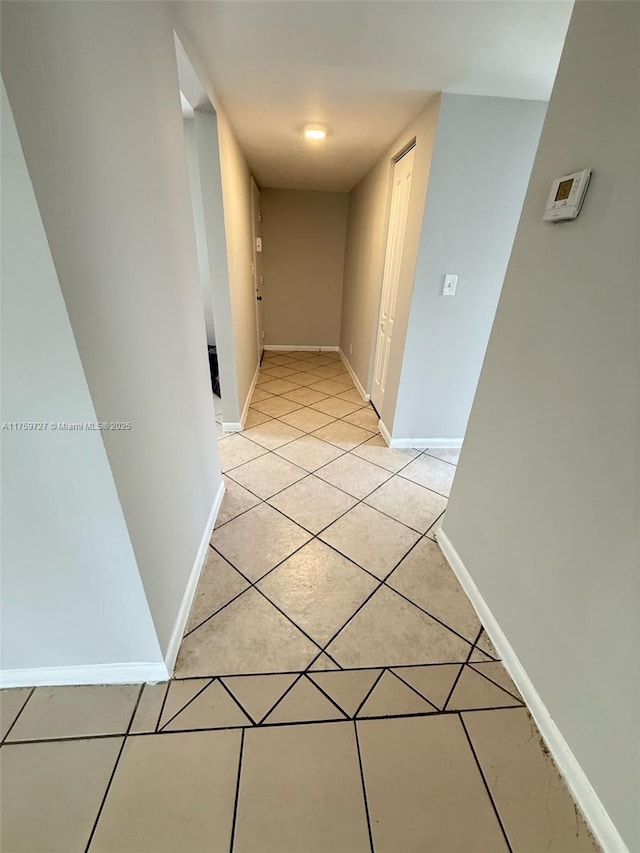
543,169 -> 591,222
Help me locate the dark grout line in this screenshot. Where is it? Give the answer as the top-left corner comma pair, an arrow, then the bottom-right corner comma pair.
256,672 -> 306,725
0,686 -> 35,746
158,677 -> 216,732
353,719 -> 376,853
459,713 -> 514,852
228,728 -> 246,853
386,669 -> 440,712
154,681 -> 172,733
353,670 -> 385,718
301,673 -> 350,720
442,627 -> 484,712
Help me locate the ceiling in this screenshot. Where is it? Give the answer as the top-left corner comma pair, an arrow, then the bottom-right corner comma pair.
176,1 -> 573,192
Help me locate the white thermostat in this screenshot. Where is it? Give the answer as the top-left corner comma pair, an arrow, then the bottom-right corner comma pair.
543,169 -> 591,222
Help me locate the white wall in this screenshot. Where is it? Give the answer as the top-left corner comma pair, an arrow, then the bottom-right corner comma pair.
1,1 -> 223,659
392,94 -> 547,442
183,118 -> 216,346
340,97 -> 441,420
443,3 -> 640,849
261,189 -> 349,347
1,83 -> 163,677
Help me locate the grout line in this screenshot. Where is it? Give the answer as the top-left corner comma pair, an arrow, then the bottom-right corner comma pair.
301,673 -> 350,720
83,684 -> 144,852
154,681 -> 172,733
158,677 -> 216,732
466,664 -> 524,704
442,627 -> 483,711
218,678 -> 259,725
386,669 -> 440,712
228,728 -> 246,853
256,672 -> 306,725
0,686 -> 35,746
353,720 -> 376,853
353,670 -> 385,718
459,713 -> 514,852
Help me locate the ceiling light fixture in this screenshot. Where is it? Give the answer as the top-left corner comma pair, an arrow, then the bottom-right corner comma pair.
303,125 -> 328,141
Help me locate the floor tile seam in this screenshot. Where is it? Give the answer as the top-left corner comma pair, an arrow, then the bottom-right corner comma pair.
442,627 -> 484,712
255,671 -> 307,725
297,672 -> 352,721
0,686 -> 35,745
218,678 -> 259,726
158,677 -> 216,732
422,449 -> 459,468
467,664 -> 524,704
2,706 -> 531,746
395,471 -> 450,499
458,713 -> 514,852
228,728 -> 245,853
385,668 -> 440,712
172,660 -> 475,682
353,719 -> 376,853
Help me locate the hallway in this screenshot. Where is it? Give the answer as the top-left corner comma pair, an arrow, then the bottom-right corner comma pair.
0,351 -> 599,852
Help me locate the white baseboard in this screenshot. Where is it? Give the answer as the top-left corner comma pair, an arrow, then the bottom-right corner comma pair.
0,661 -> 169,689
223,361 -> 261,432
264,345 -> 340,353
389,437 -> 463,449
378,418 -> 392,446
437,529 -> 629,853
338,350 -> 370,402
163,479 -> 226,676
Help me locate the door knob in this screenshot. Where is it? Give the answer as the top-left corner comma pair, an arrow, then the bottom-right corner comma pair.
257,296 -> 263,301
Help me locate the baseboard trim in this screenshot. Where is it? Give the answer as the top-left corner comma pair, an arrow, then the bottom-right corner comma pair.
223,361 -> 261,433
389,437 -> 463,449
338,349 -> 370,402
437,529 -> 629,853
163,479 -> 226,676
264,345 -> 340,353
0,661 -> 169,689
221,421 -> 242,431
378,419 -> 392,446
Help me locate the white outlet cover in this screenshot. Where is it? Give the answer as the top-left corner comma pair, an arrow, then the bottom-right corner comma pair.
443,274 -> 458,296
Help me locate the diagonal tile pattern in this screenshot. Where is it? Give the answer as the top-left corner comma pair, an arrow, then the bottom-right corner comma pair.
1,351 -> 600,852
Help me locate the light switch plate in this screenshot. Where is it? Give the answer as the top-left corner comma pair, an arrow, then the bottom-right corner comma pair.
443,274 -> 458,296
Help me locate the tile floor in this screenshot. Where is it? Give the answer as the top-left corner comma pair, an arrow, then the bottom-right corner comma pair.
1,349 -> 599,852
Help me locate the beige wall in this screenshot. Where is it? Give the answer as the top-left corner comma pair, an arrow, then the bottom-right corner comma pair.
340,97 -> 441,422
443,3 -> 639,848
261,189 -> 349,347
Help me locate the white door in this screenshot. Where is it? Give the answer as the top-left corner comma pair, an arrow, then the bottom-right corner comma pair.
371,145 -> 415,414
251,178 -> 265,356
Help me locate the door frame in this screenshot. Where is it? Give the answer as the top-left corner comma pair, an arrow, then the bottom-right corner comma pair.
250,178 -> 264,358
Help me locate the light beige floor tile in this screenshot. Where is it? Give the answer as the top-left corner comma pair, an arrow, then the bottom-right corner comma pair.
255,373 -> 271,386
351,434 -> 420,472
315,453 -> 391,499
326,586 -> 471,668
336,387 -> 367,404
392,664 -> 462,710
333,372 -> 355,386
175,589 -> 320,676
214,476 -> 261,528
399,453 -> 457,497
243,407 -> 272,428
387,538 -> 481,641
261,365 -> 298,379
227,453 -> 308,500
264,675 -> 346,723
185,549 -> 250,632
0,688 -> 32,740
448,666 -> 521,710
309,378 -> 350,396
130,683 -> 168,733
425,446 -> 461,465
250,389 -> 276,406
7,685 -> 139,742
280,387 -> 330,407
311,396 -> 363,417
0,738 -> 122,853
286,371 -> 325,387
267,475 -> 357,534
257,540 -> 378,644
307,365 -> 346,379
305,354 -> 337,367
343,406 -> 380,432
365,475 -> 447,532
265,355 -> 296,366
425,510 -> 445,541
476,628 -> 499,659
469,661 -> 522,699
242,419 -> 304,450
274,434 -> 344,472
163,679 -> 251,730
462,708 -> 600,852
211,503 -> 311,581
251,396 -> 303,417
158,679 -> 212,728
286,359 -> 317,372
319,503 -> 419,578
357,670 -> 436,717
259,378 -> 300,395
312,420 -> 374,451
357,715 -> 509,852
469,646 -> 494,663
234,722 -> 370,853
277,405 -> 335,432
217,433 -> 267,473
90,730 -> 241,853
222,674 -> 297,723
309,669 -> 381,716
308,653 -> 340,671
